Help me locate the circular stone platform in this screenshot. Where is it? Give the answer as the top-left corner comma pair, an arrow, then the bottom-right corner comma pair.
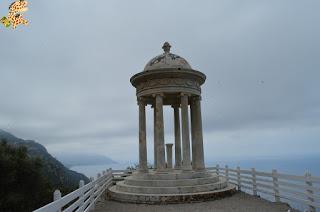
107,170 -> 236,204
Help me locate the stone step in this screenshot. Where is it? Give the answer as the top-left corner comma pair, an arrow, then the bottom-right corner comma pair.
108,183 -> 237,204
132,170 -> 213,180
116,179 -> 228,194
124,175 -> 219,187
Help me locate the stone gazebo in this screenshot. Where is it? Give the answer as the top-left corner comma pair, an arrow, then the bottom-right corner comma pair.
108,42 -> 236,203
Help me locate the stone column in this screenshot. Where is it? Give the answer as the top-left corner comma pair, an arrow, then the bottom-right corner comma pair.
190,96 -> 205,171
153,104 -> 157,169
180,93 -> 192,170
166,143 -> 173,169
154,94 -> 166,171
172,104 -> 182,169
138,97 -> 148,172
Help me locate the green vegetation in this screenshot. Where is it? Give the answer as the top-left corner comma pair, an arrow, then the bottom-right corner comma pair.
0,140 -> 52,211
0,129 -> 90,211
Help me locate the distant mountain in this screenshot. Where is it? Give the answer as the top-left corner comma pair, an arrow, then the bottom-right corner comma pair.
0,129 -> 89,189
54,153 -> 117,168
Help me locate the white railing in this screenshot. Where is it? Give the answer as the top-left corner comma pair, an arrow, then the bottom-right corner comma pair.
34,168 -> 115,212
33,166 -> 320,212
208,165 -> 320,212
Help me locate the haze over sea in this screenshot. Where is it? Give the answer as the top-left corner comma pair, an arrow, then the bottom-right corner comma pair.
71,154 -> 320,178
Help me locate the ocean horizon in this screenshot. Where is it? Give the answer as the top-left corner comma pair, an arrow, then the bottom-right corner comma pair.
70,154 -> 320,178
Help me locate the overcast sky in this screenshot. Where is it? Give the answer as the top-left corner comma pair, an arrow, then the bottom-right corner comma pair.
0,0 -> 319,162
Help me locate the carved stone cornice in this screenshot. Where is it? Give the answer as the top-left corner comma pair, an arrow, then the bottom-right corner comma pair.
130,69 -> 206,88
137,78 -> 199,90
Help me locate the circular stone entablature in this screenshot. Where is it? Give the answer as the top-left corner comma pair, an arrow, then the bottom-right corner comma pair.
130,42 -> 206,105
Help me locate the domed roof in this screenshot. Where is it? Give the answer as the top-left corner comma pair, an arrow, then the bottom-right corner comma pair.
144,42 -> 192,71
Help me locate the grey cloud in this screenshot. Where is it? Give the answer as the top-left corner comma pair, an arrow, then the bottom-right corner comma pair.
0,0 -> 319,160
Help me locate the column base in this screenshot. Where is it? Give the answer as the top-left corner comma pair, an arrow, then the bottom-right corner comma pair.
155,169 -> 170,174
182,166 -> 193,172
192,168 -> 207,173
138,168 -> 149,173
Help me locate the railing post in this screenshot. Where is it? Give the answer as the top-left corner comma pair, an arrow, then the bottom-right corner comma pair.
252,168 -> 257,196
97,173 -> 101,188
216,164 -> 220,176
108,168 -> 113,180
237,166 -> 241,191
110,168 -> 114,185
53,190 -> 61,212
105,169 -> 112,189
78,180 -> 85,211
272,169 -> 280,202
225,165 -> 229,183
89,177 -> 95,212
305,171 -> 315,212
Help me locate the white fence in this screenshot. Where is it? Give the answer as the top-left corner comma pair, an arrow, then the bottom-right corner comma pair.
34,169 -> 115,212
33,166 -> 320,212
209,165 -> 320,212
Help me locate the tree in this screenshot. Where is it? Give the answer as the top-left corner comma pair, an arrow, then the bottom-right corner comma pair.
0,139 -> 53,212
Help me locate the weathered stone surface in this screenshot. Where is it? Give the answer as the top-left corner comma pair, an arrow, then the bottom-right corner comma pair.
124,43 -> 235,204
172,105 -> 182,169
115,180 -> 228,194
132,72 -> 205,99
108,184 -> 236,204
96,192 -> 297,211
191,96 -> 205,170
165,143 -> 173,169
135,77 -> 202,97
131,170 -> 211,180
143,42 -> 192,71
155,94 -> 165,171
124,175 -> 219,187
181,94 -> 192,170
108,169 -> 235,203
138,98 -> 148,172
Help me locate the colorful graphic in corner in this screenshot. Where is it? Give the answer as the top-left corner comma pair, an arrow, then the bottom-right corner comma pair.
1,0 -> 29,29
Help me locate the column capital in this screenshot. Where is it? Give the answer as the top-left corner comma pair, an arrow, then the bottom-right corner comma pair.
137,97 -> 147,106
191,95 -> 202,103
180,92 -> 191,97
152,93 -> 164,98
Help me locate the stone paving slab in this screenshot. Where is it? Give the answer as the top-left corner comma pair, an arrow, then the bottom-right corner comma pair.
94,192 -> 297,212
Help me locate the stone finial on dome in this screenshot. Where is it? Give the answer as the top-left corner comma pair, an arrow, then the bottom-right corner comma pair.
143,42 -> 192,71
162,42 -> 171,53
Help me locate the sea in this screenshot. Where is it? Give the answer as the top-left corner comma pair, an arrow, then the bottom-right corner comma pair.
70,154 -> 320,211
71,154 -> 320,178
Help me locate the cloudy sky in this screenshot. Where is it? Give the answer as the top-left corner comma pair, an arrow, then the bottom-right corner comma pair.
0,0 -> 319,163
